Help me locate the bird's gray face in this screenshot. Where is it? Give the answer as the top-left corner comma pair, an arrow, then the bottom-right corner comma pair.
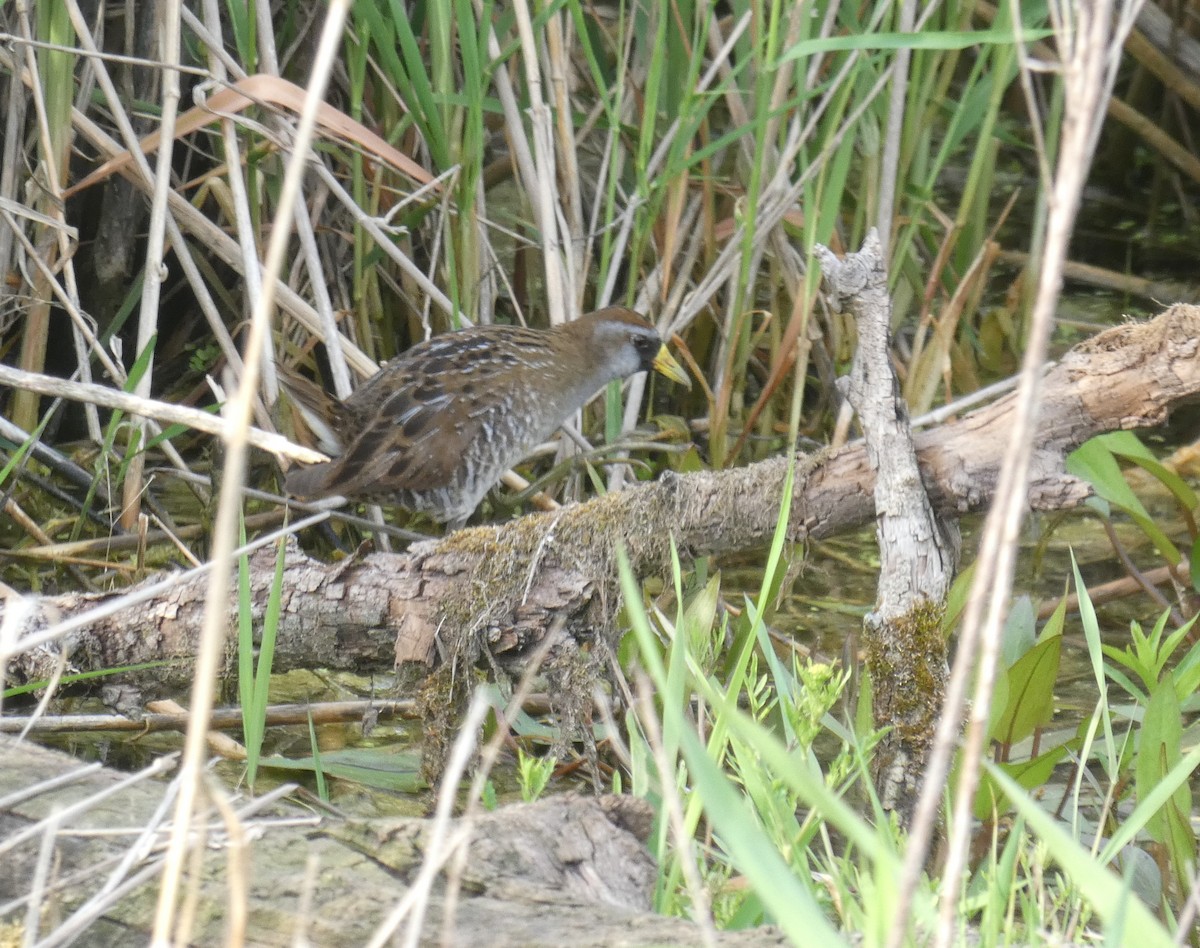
591,321 -> 664,378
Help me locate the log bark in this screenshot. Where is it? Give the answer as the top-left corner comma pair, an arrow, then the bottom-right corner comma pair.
0,736 -> 783,946
4,304 -> 1200,694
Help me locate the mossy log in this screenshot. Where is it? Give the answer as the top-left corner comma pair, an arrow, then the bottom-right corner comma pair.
5,304 -> 1200,697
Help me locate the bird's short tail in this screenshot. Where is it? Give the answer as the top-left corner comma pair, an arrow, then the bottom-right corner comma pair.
278,363 -> 346,456
284,462 -> 336,498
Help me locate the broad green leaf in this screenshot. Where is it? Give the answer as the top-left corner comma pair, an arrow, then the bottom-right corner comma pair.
1067,437 -> 1150,519
1103,431 -> 1198,511
999,595 -> 1036,669
991,633 -> 1062,748
973,745 -> 1068,820
1136,678 -> 1191,847
941,561 -> 977,635
1039,592 -> 1068,644
1067,438 -> 1180,564
259,747 -> 425,793
683,571 -> 722,670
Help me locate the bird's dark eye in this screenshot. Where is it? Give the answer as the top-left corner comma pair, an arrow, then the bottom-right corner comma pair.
632,331 -> 657,354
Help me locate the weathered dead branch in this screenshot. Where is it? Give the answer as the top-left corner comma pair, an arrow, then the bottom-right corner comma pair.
816,232 -> 957,823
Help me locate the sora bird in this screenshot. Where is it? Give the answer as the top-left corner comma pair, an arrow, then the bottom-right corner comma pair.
282,306 -> 690,529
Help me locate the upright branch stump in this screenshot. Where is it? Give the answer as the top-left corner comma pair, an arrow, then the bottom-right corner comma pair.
815,231 -> 959,821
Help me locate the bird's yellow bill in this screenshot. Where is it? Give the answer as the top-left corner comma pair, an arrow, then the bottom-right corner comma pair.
652,345 -> 691,389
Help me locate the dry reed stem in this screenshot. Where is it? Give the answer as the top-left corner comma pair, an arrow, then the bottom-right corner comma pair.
0,363 -> 324,463
368,692 -> 490,948
0,699 -> 417,735
151,3 -> 351,935
194,0 -> 277,412
64,75 -> 435,199
121,0 -> 181,532
545,8 -> 585,310
62,87 -> 380,378
9,3 -> 90,436
511,0 -> 570,324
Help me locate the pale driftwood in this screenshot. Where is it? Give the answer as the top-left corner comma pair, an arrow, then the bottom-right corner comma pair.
0,736 -> 784,946
3,304 -> 1200,694
816,232 -> 957,824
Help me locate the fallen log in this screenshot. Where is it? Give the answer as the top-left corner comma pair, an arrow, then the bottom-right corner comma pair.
5,304 -> 1198,694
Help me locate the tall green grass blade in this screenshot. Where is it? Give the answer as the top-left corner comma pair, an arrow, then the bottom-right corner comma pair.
223,0 -> 258,72
1098,740 -> 1200,865
68,334 -> 158,543
0,411 -> 55,491
383,0 -> 450,167
37,0 -> 75,175
780,27 -> 1055,62
3,660 -> 175,698
238,522 -> 287,791
307,709 -> 328,801
96,270 -> 145,348
675,723 -> 843,941
237,515 -> 255,771
618,546 -> 846,941
1073,552 -> 1118,777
